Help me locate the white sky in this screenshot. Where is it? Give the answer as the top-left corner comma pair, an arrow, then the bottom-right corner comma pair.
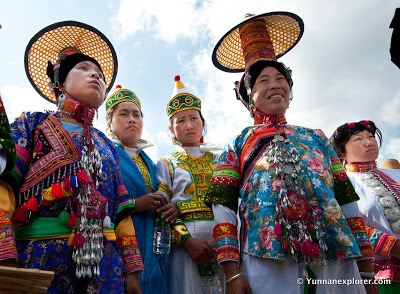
0,0 -> 399,165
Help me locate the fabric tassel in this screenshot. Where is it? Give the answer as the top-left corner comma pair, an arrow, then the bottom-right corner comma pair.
62,177 -> 72,191
66,212 -> 77,227
274,222 -> 283,237
103,215 -> 111,229
70,175 -> 81,189
77,169 -> 91,184
68,233 -> 75,246
52,183 -> 64,199
58,210 -> 70,224
301,241 -> 320,258
41,187 -> 55,201
25,198 -> 38,211
71,233 -> 86,247
13,206 -> 28,223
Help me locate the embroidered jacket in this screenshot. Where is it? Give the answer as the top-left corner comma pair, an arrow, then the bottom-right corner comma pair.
157,143 -> 220,246
0,99 -> 143,275
113,138 -> 170,293
346,162 -> 400,281
205,114 -> 373,265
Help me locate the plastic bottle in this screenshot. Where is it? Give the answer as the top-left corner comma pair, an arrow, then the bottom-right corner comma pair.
152,213 -> 171,254
197,261 -> 223,294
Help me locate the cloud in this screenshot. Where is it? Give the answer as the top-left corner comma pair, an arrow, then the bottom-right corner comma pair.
1,84 -> 56,122
380,137 -> 400,162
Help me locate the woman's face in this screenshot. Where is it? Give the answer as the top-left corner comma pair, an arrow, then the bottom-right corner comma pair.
169,109 -> 203,147
110,102 -> 143,148
251,66 -> 290,114
343,130 -> 379,163
61,60 -> 106,108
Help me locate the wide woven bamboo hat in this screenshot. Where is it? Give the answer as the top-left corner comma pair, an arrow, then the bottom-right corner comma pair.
212,11 -> 304,72
24,20 -> 118,104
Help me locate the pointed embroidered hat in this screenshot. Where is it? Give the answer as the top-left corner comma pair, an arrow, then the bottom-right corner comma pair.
166,75 -> 201,119
212,12 -> 304,109
105,85 -> 141,113
24,20 -> 118,104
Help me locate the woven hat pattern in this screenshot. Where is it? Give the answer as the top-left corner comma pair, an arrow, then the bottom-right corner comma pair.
25,21 -> 117,103
212,12 -> 303,72
239,19 -> 276,67
105,86 -> 141,113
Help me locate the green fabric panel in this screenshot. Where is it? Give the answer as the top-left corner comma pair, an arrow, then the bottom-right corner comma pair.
14,217 -> 114,239
117,201 -> 135,214
334,178 -> 360,206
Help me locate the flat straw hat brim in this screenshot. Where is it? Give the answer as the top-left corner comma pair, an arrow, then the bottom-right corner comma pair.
212,11 -> 304,73
24,20 -> 118,103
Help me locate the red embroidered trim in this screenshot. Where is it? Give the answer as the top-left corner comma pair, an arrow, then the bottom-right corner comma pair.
116,235 -> 144,274
347,217 -> 375,259
213,223 -> 240,264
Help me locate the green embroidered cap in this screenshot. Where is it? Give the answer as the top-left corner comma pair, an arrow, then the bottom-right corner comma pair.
105,85 -> 141,113
166,75 -> 201,119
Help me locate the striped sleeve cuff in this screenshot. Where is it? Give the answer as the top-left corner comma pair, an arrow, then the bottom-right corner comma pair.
347,217 -> 375,259
116,235 -> 144,274
213,223 -> 240,264
366,225 -> 398,257
0,210 -> 17,261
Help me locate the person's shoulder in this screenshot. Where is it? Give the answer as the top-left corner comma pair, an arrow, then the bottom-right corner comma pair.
289,125 -> 328,139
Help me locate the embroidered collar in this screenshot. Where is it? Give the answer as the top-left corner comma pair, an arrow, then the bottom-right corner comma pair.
176,142 -> 221,154
254,113 -> 287,127
58,98 -> 96,124
111,136 -> 153,158
345,161 -> 377,173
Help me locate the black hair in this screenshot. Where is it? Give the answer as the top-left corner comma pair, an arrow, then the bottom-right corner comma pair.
330,120 -> 383,158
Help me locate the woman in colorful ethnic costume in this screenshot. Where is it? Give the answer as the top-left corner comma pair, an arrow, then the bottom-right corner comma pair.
331,120 -> 400,293
0,21 -> 144,293
204,12 -> 376,294
156,76 -> 225,294
105,85 -> 178,293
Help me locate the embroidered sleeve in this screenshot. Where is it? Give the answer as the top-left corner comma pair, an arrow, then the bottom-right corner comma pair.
204,139 -> 240,212
213,223 -> 240,264
366,225 -> 398,257
115,217 -> 144,274
0,111 -> 46,192
314,129 -> 360,205
0,96 -> 16,175
346,217 -> 375,259
0,179 -> 17,261
171,218 -> 191,247
156,158 -> 173,200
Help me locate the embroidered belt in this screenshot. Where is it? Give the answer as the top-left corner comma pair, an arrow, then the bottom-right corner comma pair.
181,211 -> 214,222
14,217 -> 116,241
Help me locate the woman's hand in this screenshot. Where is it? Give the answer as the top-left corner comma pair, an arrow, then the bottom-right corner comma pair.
222,261 -> 252,294
183,237 -> 216,265
124,272 -> 142,294
157,202 -> 179,223
135,193 -> 165,213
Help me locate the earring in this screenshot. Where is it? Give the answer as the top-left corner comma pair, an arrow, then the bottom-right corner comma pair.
57,92 -> 66,109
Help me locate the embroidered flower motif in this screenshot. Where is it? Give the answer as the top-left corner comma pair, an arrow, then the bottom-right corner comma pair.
270,179 -> 283,191
225,150 -> 239,167
335,230 -> 353,247
312,178 -> 322,188
260,226 -> 277,250
311,149 -> 325,161
307,158 -> 327,176
314,129 -> 326,137
324,199 -> 343,225
284,128 -> 295,136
